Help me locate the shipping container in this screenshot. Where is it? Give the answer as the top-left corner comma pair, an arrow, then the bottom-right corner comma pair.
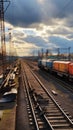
69,63 -> 73,75
53,61 -> 70,73
58,61 -> 70,73
53,61 -> 59,71
46,59 -> 53,69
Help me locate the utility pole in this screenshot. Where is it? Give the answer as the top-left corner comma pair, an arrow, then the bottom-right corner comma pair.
9,32 -> 12,63
41,48 -> 44,58
57,48 -> 60,59
57,47 -> 71,60
0,0 -> 10,75
0,0 -> 6,66
68,47 -> 71,61
46,49 -> 48,59
38,50 -> 41,58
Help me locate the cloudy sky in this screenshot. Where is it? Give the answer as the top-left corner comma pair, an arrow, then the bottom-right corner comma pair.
4,0 -> 73,56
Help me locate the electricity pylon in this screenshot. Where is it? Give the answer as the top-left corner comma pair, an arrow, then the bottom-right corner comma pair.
0,0 -> 10,75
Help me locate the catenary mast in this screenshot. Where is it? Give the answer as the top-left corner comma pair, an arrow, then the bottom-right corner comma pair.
0,0 -> 10,74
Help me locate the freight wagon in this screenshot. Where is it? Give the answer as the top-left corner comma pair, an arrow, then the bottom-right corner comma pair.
38,59 -> 73,80
69,63 -> 73,78
53,61 -> 70,77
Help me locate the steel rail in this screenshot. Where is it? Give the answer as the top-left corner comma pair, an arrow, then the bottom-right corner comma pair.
21,61 -> 73,130
42,69 -> 73,93
21,63 -> 54,130
21,67 -> 40,130
29,66 -> 73,127
27,60 -> 73,93
23,61 -> 73,126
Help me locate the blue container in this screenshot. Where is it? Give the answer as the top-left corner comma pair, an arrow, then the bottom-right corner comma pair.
46,60 -> 53,69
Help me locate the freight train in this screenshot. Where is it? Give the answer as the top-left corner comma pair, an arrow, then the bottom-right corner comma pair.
38,59 -> 73,80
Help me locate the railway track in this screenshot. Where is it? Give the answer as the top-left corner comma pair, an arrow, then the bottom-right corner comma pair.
21,60 -> 73,130
26,60 -> 73,93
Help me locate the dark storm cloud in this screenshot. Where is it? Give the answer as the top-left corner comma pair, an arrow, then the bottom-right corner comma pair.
5,0 -> 73,27
5,0 -> 42,27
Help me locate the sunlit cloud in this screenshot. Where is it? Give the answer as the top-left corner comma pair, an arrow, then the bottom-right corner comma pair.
5,19 -> 73,56
4,0 -> 73,57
